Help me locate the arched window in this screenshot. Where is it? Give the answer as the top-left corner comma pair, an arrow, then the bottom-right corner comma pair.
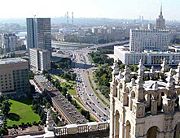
115,110 -> 120,138
174,122 -> 180,138
129,91 -> 135,110
147,126 -> 160,138
125,120 -> 131,138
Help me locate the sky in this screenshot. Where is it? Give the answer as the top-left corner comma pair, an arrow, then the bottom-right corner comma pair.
0,0 -> 180,21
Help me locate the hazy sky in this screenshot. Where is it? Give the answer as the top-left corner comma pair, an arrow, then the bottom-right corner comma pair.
0,0 -> 180,20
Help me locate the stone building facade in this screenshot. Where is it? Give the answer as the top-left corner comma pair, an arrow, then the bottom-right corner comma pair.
110,60 -> 180,138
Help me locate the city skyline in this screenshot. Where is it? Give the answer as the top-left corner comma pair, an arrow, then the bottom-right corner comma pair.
0,0 -> 180,21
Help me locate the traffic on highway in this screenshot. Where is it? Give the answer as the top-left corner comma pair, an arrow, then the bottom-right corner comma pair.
52,42 -> 124,122
73,50 -> 110,122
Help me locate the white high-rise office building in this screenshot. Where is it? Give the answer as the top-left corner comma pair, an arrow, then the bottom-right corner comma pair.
29,48 -> 51,72
129,29 -> 170,52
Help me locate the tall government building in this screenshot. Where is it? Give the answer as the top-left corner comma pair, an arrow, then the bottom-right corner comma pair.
114,6 -> 180,65
26,18 -> 51,51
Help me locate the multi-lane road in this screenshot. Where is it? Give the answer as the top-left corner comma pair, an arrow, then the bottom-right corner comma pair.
52,41 -> 129,122
73,49 -> 110,121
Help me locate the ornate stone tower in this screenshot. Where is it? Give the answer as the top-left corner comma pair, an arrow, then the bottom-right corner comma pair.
110,60 -> 180,138
156,5 -> 166,30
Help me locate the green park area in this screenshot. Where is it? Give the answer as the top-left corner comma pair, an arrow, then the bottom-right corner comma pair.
7,99 -> 40,127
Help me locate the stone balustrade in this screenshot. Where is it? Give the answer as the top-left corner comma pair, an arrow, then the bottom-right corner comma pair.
54,121 -> 110,136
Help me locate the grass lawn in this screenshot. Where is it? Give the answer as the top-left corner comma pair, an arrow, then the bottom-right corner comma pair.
7,99 -> 40,127
68,88 -> 76,96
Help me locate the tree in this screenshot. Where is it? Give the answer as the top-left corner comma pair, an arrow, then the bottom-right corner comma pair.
30,85 -> 35,93
1,100 -> 10,116
80,109 -> 90,120
29,71 -> 34,79
66,93 -> 72,102
129,65 -> 138,72
62,87 -> 68,96
42,70 -> 48,75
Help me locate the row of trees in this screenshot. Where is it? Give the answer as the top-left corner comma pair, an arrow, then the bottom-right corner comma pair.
94,64 -> 112,98
89,51 -> 114,66
61,71 -> 76,81
46,74 -> 92,121
90,50 -> 140,99
31,94 -> 50,125
70,99 -> 91,121
0,96 -> 11,135
52,58 -> 72,70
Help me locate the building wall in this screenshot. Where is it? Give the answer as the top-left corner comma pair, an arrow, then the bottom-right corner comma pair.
110,62 -> 180,138
29,48 -> 51,72
39,50 -> 51,71
129,29 -> 170,52
26,18 -> 36,49
29,48 -> 39,71
0,58 -> 29,97
1,33 -> 18,53
26,18 -> 51,52
114,46 -> 180,65
36,18 -> 51,51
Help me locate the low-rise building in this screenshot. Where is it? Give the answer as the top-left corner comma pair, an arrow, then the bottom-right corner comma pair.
33,75 -> 88,124
114,45 -> 180,65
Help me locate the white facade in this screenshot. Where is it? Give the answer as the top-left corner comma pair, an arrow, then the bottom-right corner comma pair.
114,9 -> 177,66
39,50 -> 51,72
114,46 -> 180,65
29,48 -> 39,71
29,48 -> 51,72
129,29 -> 170,52
110,61 -> 180,138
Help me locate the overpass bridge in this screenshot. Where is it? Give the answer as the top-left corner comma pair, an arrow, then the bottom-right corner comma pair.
90,40 -> 129,49
52,40 -> 129,51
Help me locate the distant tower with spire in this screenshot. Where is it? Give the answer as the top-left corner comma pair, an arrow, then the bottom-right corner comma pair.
156,4 -> 166,30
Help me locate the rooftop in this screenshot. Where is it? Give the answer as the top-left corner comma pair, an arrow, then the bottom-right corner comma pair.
0,58 -> 28,65
34,75 -> 88,124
